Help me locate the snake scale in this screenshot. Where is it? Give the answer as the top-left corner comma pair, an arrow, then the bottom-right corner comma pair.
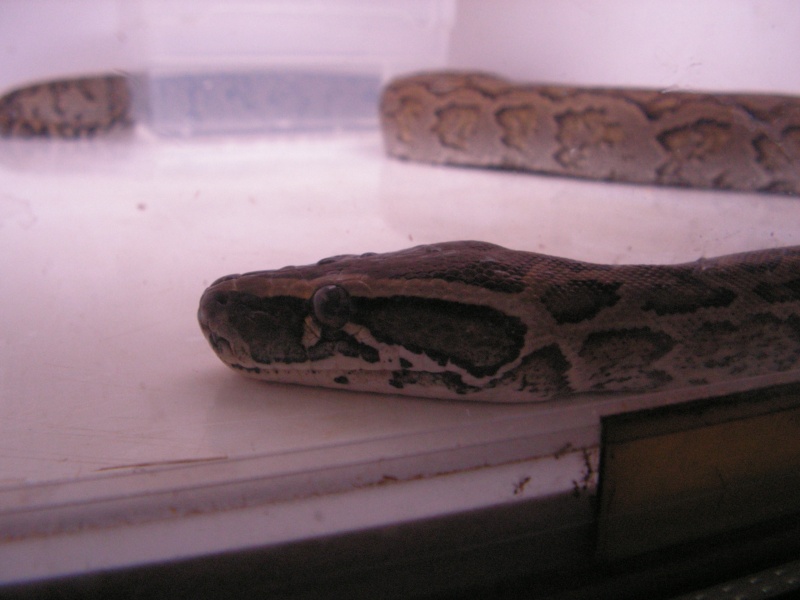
197,72 -> 800,402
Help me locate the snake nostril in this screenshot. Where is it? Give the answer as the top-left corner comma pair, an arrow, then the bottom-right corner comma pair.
214,292 -> 228,305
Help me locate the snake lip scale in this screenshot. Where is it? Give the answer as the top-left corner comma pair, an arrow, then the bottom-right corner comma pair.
198,241 -> 800,403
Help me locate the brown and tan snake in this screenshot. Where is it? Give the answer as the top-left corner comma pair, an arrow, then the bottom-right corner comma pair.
0,75 -> 130,138
198,241 -> 800,403
381,71 -> 800,195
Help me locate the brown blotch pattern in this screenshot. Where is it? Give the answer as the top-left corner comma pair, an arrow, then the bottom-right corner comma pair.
433,104 -> 481,150
489,344 -> 572,398
352,296 -> 526,378
0,75 -> 131,138
684,314 -> 800,374
753,278 -> 800,303
496,105 -> 539,151
220,294 -> 309,365
640,280 -> 736,315
541,280 -> 621,324
554,108 -> 625,168
579,328 -> 675,391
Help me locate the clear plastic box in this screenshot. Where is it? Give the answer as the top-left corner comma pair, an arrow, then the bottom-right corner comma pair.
2,0 -> 800,592
2,1 -> 455,136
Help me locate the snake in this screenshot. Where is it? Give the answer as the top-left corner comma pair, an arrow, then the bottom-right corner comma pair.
198,241 -> 800,403
380,71 -> 800,195
0,75 -> 131,138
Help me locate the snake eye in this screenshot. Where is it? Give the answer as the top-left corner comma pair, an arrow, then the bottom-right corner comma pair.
311,285 -> 351,329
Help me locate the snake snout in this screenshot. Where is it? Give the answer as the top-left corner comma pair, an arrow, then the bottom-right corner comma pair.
198,273 -> 241,334
197,288 -> 229,335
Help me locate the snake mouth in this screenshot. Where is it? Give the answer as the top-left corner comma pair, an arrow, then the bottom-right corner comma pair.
221,362 -> 485,399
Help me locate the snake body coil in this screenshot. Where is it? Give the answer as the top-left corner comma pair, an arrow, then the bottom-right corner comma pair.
0,75 -> 130,138
198,242 -> 800,403
380,71 -> 800,195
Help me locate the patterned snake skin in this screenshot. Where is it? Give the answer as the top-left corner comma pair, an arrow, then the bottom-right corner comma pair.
198,242 -> 800,403
380,71 -> 800,195
0,75 -> 130,138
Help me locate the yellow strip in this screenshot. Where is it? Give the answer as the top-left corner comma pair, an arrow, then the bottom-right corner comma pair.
596,383 -> 800,561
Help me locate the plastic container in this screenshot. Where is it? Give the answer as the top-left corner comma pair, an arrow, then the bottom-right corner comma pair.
1,0 -> 800,592
2,1 -> 455,135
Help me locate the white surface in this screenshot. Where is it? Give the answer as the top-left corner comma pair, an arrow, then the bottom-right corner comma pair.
1,0 -> 800,584
0,443 -> 595,582
450,0 -> 800,93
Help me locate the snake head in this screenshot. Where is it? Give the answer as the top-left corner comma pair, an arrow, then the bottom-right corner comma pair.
197,267 -> 383,384
197,242 -> 531,396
